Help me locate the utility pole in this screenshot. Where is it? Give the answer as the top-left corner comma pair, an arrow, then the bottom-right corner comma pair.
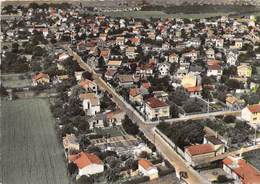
153,131 -> 156,145
254,125 -> 259,145
207,98 -> 209,113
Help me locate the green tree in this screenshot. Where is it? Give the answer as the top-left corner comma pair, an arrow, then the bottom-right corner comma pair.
98,56 -> 106,69
122,115 -> 139,135
0,85 -> 8,97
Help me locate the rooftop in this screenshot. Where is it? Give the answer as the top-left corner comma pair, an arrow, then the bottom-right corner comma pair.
146,97 -> 168,109
185,144 -> 215,156
223,156 -> 260,184
205,135 -> 224,145
79,93 -> 100,106
69,152 -> 103,169
138,159 -> 155,171
107,60 -> 122,66
247,104 -> 260,113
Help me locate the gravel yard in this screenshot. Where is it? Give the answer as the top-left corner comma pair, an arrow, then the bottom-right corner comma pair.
1,98 -> 69,184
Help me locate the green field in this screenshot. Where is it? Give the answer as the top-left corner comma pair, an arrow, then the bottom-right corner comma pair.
87,10 -> 231,19
1,98 -> 69,184
94,126 -> 126,137
1,73 -> 32,88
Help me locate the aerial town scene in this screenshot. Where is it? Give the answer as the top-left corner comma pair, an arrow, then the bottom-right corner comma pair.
1,0 -> 260,184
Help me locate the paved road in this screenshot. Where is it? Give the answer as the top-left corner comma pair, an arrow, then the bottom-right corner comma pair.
64,45 -> 210,184
163,110 -> 241,124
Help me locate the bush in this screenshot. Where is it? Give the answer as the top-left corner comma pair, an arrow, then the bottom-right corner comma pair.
217,175 -> 231,183
88,134 -> 103,139
122,115 -> 140,135
223,115 -> 236,124
158,168 -> 174,177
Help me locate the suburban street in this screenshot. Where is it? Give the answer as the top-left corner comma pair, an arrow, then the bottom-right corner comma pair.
64,45 -> 210,184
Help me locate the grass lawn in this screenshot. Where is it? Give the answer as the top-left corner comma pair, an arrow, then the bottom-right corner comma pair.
1,73 -> 32,88
1,98 -> 69,184
94,126 -> 126,137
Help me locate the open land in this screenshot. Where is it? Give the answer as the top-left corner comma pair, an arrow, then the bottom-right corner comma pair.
1,98 -> 69,184
1,73 -> 32,89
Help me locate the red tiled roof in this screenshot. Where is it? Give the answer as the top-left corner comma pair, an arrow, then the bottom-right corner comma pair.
69,152 -> 102,169
131,37 -> 140,43
146,97 -> 168,108
138,159 -> 154,170
207,60 -> 221,65
79,79 -> 95,88
223,157 -> 260,184
142,82 -> 151,89
185,144 -> 214,156
105,69 -> 117,77
208,64 -> 221,70
247,104 -> 260,113
186,86 -> 202,93
32,72 -> 49,80
129,88 -> 140,97
106,109 -> 123,119
100,50 -> 110,58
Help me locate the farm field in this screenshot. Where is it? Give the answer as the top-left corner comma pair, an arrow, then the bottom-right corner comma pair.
1,73 -> 32,88
1,98 -> 69,184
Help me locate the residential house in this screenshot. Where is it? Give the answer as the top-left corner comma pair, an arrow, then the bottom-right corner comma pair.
129,88 -> 144,105
100,49 -> 110,61
79,79 -> 98,94
130,37 -> 141,45
63,134 -> 80,152
230,38 -> 243,49
226,50 -> 238,66
207,62 -> 222,77
241,104 -> 260,125
181,73 -> 197,88
138,159 -> 159,180
88,113 -> 105,129
153,91 -> 168,102
186,86 -> 202,97
75,71 -> 84,81
107,60 -> 122,70
69,152 -> 104,177
106,109 -> 125,126
115,36 -> 125,45
32,72 -> 50,86
184,144 -> 215,166
206,48 -> 215,59
215,38 -> 224,48
223,156 -> 260,184
188,38 -> 201,48
182,50 -> 198,62
157,62 -> 170,77
237,63 -> 252,78
118,75 -> 135,87
105,69 -> 117,81
226,95 -> 244,109
136,64 -> 154,77
203,135 -> 225,155
168,53 -> 179,63
134,143 -> 152,157
58,52 -> 70,61
126,47 -> 137,59
99,33 -> 107,41
79,93 -> 100,116
53,75 -> 69,84
145,97 -> 170,120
